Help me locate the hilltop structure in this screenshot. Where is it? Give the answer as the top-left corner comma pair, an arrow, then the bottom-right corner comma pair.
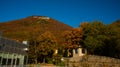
0,33 -> 28,66
31,15 -> 50,20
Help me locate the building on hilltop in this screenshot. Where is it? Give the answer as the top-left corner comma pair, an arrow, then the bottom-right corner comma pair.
0,33 -> 28,66
32,16 -> 50,20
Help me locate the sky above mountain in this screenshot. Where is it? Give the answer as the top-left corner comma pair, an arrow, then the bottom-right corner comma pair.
0,0 -> 120,27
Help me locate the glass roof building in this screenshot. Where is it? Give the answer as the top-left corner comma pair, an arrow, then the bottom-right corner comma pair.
0,34 -> 28,67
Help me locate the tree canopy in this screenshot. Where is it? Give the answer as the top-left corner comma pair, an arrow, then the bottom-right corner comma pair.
62,28 -> 83,49
80,21 -> 120,58
28,20 -> 120,64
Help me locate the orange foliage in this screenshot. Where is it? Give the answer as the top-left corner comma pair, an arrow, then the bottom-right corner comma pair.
0,16 -> 72,43
62,28 -> 83,48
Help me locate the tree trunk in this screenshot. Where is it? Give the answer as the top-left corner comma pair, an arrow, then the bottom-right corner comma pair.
35,58 -> 37,64
43,56 -> 45,63
67,49 -> 70,57
34,40 -> 37,64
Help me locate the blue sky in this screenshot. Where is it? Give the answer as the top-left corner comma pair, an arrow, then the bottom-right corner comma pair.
0,0 -> 120,27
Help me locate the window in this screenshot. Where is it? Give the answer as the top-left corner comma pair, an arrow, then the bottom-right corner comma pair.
82,49 -> 86,54
0,45 -> 1,50
75,48 -> 78,54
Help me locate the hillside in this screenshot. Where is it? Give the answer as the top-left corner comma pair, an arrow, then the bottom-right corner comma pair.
0,16 -> 73,42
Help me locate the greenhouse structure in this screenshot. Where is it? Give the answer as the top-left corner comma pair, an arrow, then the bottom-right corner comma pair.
0,35 -> 28,67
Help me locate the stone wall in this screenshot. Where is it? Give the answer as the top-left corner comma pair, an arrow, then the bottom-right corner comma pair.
64,55 -> 120,67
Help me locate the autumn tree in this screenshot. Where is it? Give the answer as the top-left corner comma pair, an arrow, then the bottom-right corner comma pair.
28,27 -> 43,64
62,28 -> 83,57
36,31 -> 58,63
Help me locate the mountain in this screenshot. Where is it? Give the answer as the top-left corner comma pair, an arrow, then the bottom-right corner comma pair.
0,16 -> 73,43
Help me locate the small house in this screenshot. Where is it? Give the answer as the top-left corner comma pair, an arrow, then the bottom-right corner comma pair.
73,45 -> 86,57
